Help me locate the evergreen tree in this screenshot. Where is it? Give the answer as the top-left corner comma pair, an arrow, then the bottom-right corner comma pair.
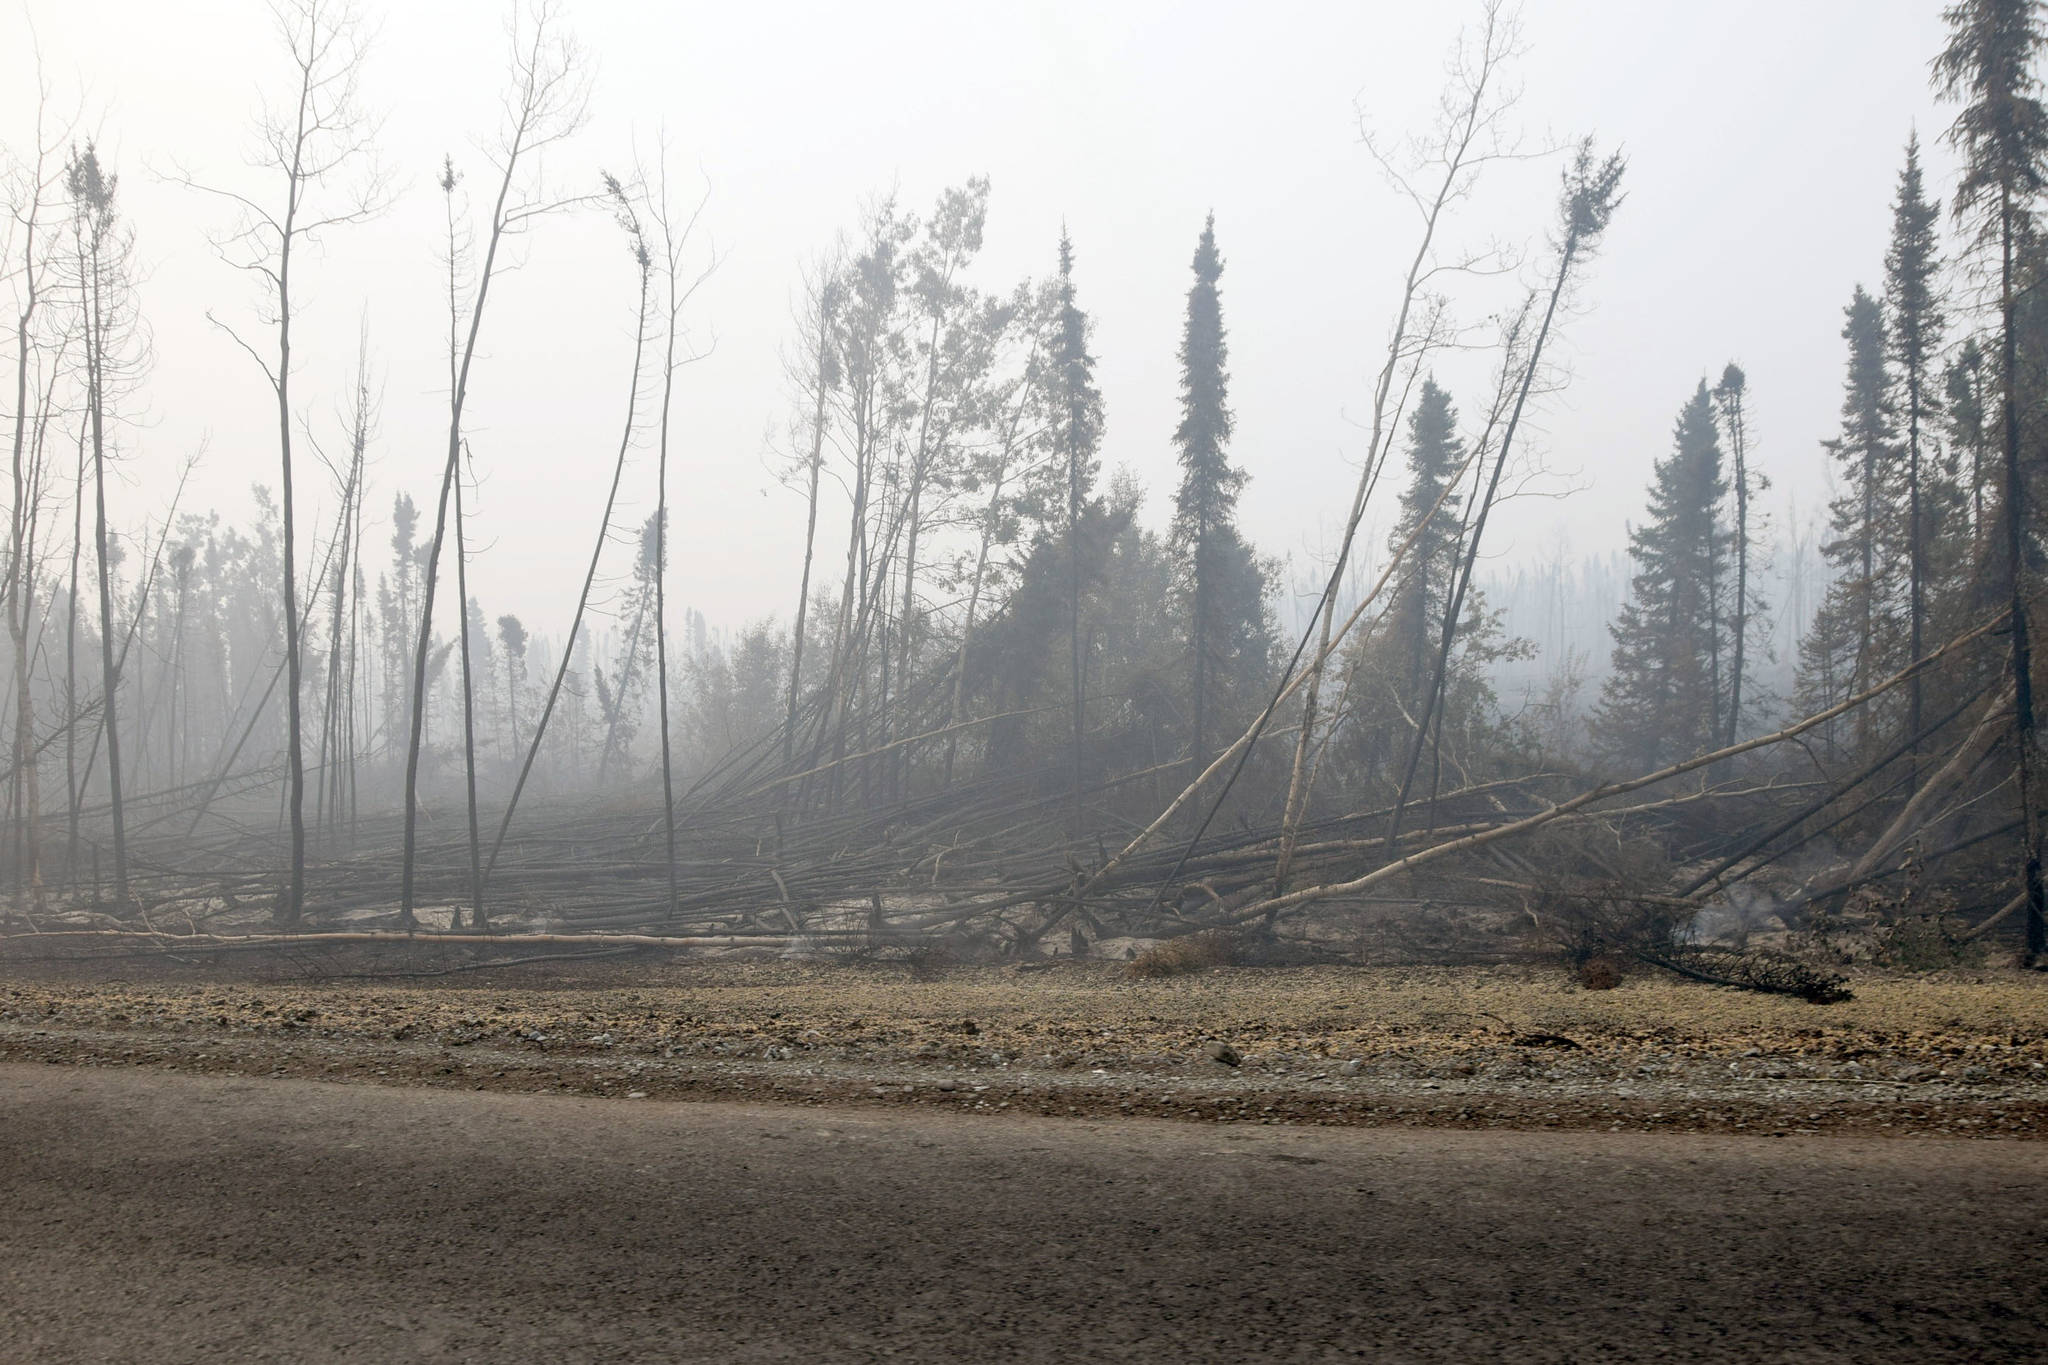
1332,378 -> 1523,794
496,613 -> 527,766
1388,380 -> 1465,710
1169,213 -> 1249,769
1598,383 -> 1730,770
1885,133 -> 1948,762
1945,337 -> 1993,545
1799,286 -> 1899,744
1935,0 -> 2048,959
1051,229 -> 1105,822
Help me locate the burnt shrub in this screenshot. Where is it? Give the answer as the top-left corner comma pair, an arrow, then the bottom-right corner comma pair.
1126,929 -> 1243,979
1577,955 -> 1625,990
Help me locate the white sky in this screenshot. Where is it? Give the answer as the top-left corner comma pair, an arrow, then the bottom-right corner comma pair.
1,0 -> 1959,640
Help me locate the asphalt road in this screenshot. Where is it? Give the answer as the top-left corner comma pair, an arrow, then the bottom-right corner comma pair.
2,1063 -> 2043,1362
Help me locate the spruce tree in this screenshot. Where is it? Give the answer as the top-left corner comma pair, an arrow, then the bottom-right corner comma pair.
1052,230 -> 1105,825
1334,377 -> 1527,793
1389,379 -> 1465,711
1169,213 -> 1246,770
1885,133 -> 1947,769
1945,337 -> 1993,544
1799,286 -> 1899,744
1597,383 -> 1729,771
1935,0 -> 2048,960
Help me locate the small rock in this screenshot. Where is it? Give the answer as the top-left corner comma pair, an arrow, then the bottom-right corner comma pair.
626,1090 -> 647,1100
1206,1041 -> 1241,1067
1339,1060 -> 1362,1076
937,1078 -> 959,1091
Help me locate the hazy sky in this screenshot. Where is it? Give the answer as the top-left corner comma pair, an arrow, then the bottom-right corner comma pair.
1,0 -> 1960,640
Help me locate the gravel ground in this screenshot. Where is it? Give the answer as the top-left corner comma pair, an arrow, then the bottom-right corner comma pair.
2,955 -> 2044,1136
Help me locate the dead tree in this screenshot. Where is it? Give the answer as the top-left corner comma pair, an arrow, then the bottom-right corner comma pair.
400,2 -> 588,926
437,158 -> 484,927
5,83 -> 69,918
1714,364 -> 1756,749
67,144 -> 136,914
945,294 -> 1052,786
780,258 -> 840,780
1383,140 -> 1626,852
452,440 -> 482,927
891,180 -> 990,800
315,331 -> 373,852
62,402 -> 83,889
169,0 -> 384,923
485,174 -> 652,886
1273,0 -> 1521,895
1238,614 -> 2002,926
643,150 -> 712,912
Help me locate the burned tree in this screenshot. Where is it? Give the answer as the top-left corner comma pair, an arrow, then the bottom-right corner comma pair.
177,0 -> 385,925
66,144 -> 139,916
400,1 -> 588,926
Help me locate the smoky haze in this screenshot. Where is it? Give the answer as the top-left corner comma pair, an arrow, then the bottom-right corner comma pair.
0,0 -> 1952,635
13,9 -> 2048,1361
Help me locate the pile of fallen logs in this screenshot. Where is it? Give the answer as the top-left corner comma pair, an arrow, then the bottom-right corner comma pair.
0,610 -> 2029,994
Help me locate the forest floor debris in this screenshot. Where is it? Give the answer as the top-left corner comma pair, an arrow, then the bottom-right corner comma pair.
1,955 -> 2044,1137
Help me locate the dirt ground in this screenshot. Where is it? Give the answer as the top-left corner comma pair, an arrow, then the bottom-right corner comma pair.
5,1063 -> 2046,1362
3,949 -> 2045,1136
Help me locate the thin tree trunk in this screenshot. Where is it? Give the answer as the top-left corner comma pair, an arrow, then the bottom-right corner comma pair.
651,172 -> 690,918
1906,355 -> 1925,787
1242,613 -> 2000,926
944,456 -> 1011,787
273,202 -> 306,925
1725,384 -> 1751,749
85,260 -> 127,914
1385,214 -> 1599,856
8,179 -> 45,917
1068,398 -> 1084,834
595,588 -> 649,781
810,384 -> 873,811
63,413 -> 82,891
452,449 -> 483,928
1997,188 -> 2046,963
1191,510 -> 1208,776
1270,78 -> 1500,892
782,312 -> 830,776
400,146 -> 527,927
485,253 -> 653,886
